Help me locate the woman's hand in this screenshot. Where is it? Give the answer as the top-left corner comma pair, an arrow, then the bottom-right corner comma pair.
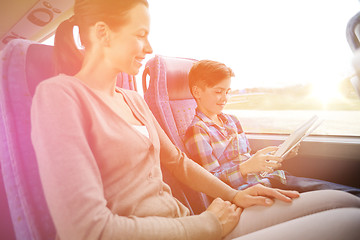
206,198 -> 242,237
232,184 -> 300,208
239,146 -> 283,176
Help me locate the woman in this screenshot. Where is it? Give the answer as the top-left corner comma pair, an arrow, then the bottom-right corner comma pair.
31,0 -> 360,239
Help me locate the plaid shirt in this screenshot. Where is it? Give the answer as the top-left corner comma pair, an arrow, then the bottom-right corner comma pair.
184,109 -> 286,190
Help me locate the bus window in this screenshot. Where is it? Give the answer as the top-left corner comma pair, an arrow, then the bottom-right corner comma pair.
144,0 -> 360,137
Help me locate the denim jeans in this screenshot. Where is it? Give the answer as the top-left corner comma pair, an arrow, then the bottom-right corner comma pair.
270,172 -> 360,197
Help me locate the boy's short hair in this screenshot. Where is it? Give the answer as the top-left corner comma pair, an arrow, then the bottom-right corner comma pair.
188,60 -> 235,96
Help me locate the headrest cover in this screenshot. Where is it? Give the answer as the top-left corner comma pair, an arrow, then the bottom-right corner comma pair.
163,56 -> 196,100
26,43 -> 56,96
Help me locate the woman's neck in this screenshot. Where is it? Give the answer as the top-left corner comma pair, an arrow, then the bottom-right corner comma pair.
75,52 -> 118,96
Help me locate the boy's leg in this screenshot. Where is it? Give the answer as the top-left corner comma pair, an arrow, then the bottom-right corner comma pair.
229,208 -> 360,240
224,189 -> 360,239
272,174 -> 360,197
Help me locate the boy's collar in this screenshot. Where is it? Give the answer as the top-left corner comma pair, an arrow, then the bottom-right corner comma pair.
195,108 -> 228,125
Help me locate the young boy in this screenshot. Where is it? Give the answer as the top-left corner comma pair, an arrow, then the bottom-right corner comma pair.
184,59 -> 360,196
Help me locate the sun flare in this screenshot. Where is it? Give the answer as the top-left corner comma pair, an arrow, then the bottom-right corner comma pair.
310,81 -> 342,106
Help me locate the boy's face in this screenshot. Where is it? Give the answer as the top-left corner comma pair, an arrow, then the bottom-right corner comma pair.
194,77 -> 232,118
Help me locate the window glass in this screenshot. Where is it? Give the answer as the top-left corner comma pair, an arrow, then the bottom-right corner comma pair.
146,0 -> 360,136
41,35 -> 54,45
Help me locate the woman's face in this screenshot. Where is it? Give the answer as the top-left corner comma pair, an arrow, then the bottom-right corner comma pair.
106,3 -> 152,75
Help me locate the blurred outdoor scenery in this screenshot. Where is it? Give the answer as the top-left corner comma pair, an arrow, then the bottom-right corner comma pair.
225,76 -> 360,136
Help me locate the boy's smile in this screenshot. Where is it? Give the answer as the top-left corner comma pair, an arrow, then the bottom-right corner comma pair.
195,77 -> 232,122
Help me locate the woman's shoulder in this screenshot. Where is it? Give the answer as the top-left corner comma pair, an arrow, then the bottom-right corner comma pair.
36,74 -> 82,92
35,74 -> 98,100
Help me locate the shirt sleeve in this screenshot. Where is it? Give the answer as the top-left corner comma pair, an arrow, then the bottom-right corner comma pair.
184,124 -> 247,189
31,81 -> 222,240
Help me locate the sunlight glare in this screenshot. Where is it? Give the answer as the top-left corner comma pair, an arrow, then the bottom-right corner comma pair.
310,81 -> 343,107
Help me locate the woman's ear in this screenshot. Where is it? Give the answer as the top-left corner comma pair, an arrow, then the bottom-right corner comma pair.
94,21 -> 110,46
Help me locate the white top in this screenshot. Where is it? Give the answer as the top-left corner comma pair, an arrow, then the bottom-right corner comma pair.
132,124 -> 150,138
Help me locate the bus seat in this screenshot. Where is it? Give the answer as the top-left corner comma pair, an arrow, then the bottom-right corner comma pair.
142,55 -> 211,215
0,39 -> 137,240
142,55 -> 197,152
346,11 -> 360,52
346,11 -> 360,98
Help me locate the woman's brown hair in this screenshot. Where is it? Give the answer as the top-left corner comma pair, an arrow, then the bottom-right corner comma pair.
54,0 -> 149,75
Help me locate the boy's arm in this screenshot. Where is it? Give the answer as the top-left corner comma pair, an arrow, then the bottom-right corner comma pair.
184,125 -> 247,189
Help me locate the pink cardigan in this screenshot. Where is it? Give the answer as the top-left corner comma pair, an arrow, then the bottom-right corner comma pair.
31,75 -> 235,240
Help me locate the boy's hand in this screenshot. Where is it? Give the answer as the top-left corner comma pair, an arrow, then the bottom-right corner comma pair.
232,184 -> 300,208
285,144 -> 301,159
239,146 -> 282,176
206,198 -> 242,237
